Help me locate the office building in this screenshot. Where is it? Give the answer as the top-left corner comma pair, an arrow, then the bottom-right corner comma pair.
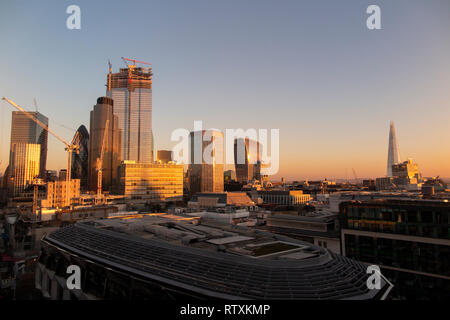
188,192 -> 256,209
9,111 -> 48,178
106,65 -> 153,163
71,125 -> 89,190
387,121 -> 401,177
257,190 -> 312,206
340,199 -> 450,299
188,130 -> 224,194
88,97 -> 121,192
391,158 -> 422,186
234,138 -> 262,183
8,143 -> 40,196
118,161 -> 183,202
261,209 -> 341,254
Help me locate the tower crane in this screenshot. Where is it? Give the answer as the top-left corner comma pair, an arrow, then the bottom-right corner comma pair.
2,97 -> 79,207
352,168 -> 359,185
121,57 -> 151,68
121,57 -> 151,85
96,120 -> 109,205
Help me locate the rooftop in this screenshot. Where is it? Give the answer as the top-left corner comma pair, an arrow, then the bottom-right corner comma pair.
41,213 -> 391,299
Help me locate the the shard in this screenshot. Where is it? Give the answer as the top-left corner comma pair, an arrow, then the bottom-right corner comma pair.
387,121 -> 401,177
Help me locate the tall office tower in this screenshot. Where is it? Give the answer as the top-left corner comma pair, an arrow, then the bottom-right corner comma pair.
234,138 -> 262,183
156,150 -> 173,164
188,130 -> 224,194
71,125 -> 89,190
387,121 -> 401,177
8,143 -> 40,195
10,111 -> 48,178
88,97 -> 121,192
106,64 -> 153,163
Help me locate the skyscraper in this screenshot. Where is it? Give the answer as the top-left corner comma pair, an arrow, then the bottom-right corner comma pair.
234,138 -> 262,183
88,97 -> 121,192
106,63 -> 153,163
71,125 -> 89,190
188,130 -> 224,194
8,143 -> 40,195
10,111 -> 48,178
387,121 -> 401,177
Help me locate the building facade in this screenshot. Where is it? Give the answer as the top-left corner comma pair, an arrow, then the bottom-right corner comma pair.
234,138 -> 262,183
340,199 -> 450,299
88,97 -> 121,192
41,179 -> 81,209
8,143 -> 41,196
107,66 -> 153,163
387,121 -> 401,177
10,111 -> 48,179
71,125 -> 89,190
258,190 -> 312,206
188,130 -> 224,194
118,161 -> 183,202
391,159 -> 422,186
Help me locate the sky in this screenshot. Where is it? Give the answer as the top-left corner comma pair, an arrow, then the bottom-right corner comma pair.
0,0 -> 449,181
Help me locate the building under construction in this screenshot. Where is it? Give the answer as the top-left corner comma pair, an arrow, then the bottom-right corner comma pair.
107,61 -> 153,163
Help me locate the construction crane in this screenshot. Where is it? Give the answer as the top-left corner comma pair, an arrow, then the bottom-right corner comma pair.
121,57 -> 151,85
352,168 -> 359,185
96,120 -> 109,205
2,97 -> 79,207
121,57 -> 151,68
31,177 -> 45,221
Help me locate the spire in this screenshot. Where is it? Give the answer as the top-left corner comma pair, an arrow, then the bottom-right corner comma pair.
387,121 -> 401,177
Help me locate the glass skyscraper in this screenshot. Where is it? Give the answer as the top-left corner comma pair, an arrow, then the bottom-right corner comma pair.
88,97 -> 121,192
9,111 -> 48,179
107,66 -> 153,163
234,138 -> 262,183
71,125 -> 89,190
188,130 -> 224,194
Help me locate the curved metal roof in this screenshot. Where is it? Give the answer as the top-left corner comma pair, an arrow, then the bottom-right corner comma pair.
43,223 -> 389,300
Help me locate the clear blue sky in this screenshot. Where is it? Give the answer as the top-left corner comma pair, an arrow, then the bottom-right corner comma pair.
1,0 -> 449,180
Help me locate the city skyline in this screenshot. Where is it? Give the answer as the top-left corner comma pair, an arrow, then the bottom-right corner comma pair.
0,1 -> 450,180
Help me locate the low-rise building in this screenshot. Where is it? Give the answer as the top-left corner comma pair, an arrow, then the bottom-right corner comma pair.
41,179 -> 80,209
118,161 -> 183,202
257,190 -> 311,206
188,192 -> 256,209
259,209 -> 341,254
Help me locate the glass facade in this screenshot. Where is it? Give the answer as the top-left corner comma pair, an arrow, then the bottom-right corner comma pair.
107,67 -> 153,163
341,200 -> 450,299
9,143 -> 41,195
88,97 -> 121,192
234,138 -> 262,183
71,125 -> 89,190
189,131 -> 224,194
10,111 -> 48,179
118,162 -> 183,202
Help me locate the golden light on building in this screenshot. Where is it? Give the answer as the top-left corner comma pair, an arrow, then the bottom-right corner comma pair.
118,161 -> 183,202
9,143 -> 41,195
